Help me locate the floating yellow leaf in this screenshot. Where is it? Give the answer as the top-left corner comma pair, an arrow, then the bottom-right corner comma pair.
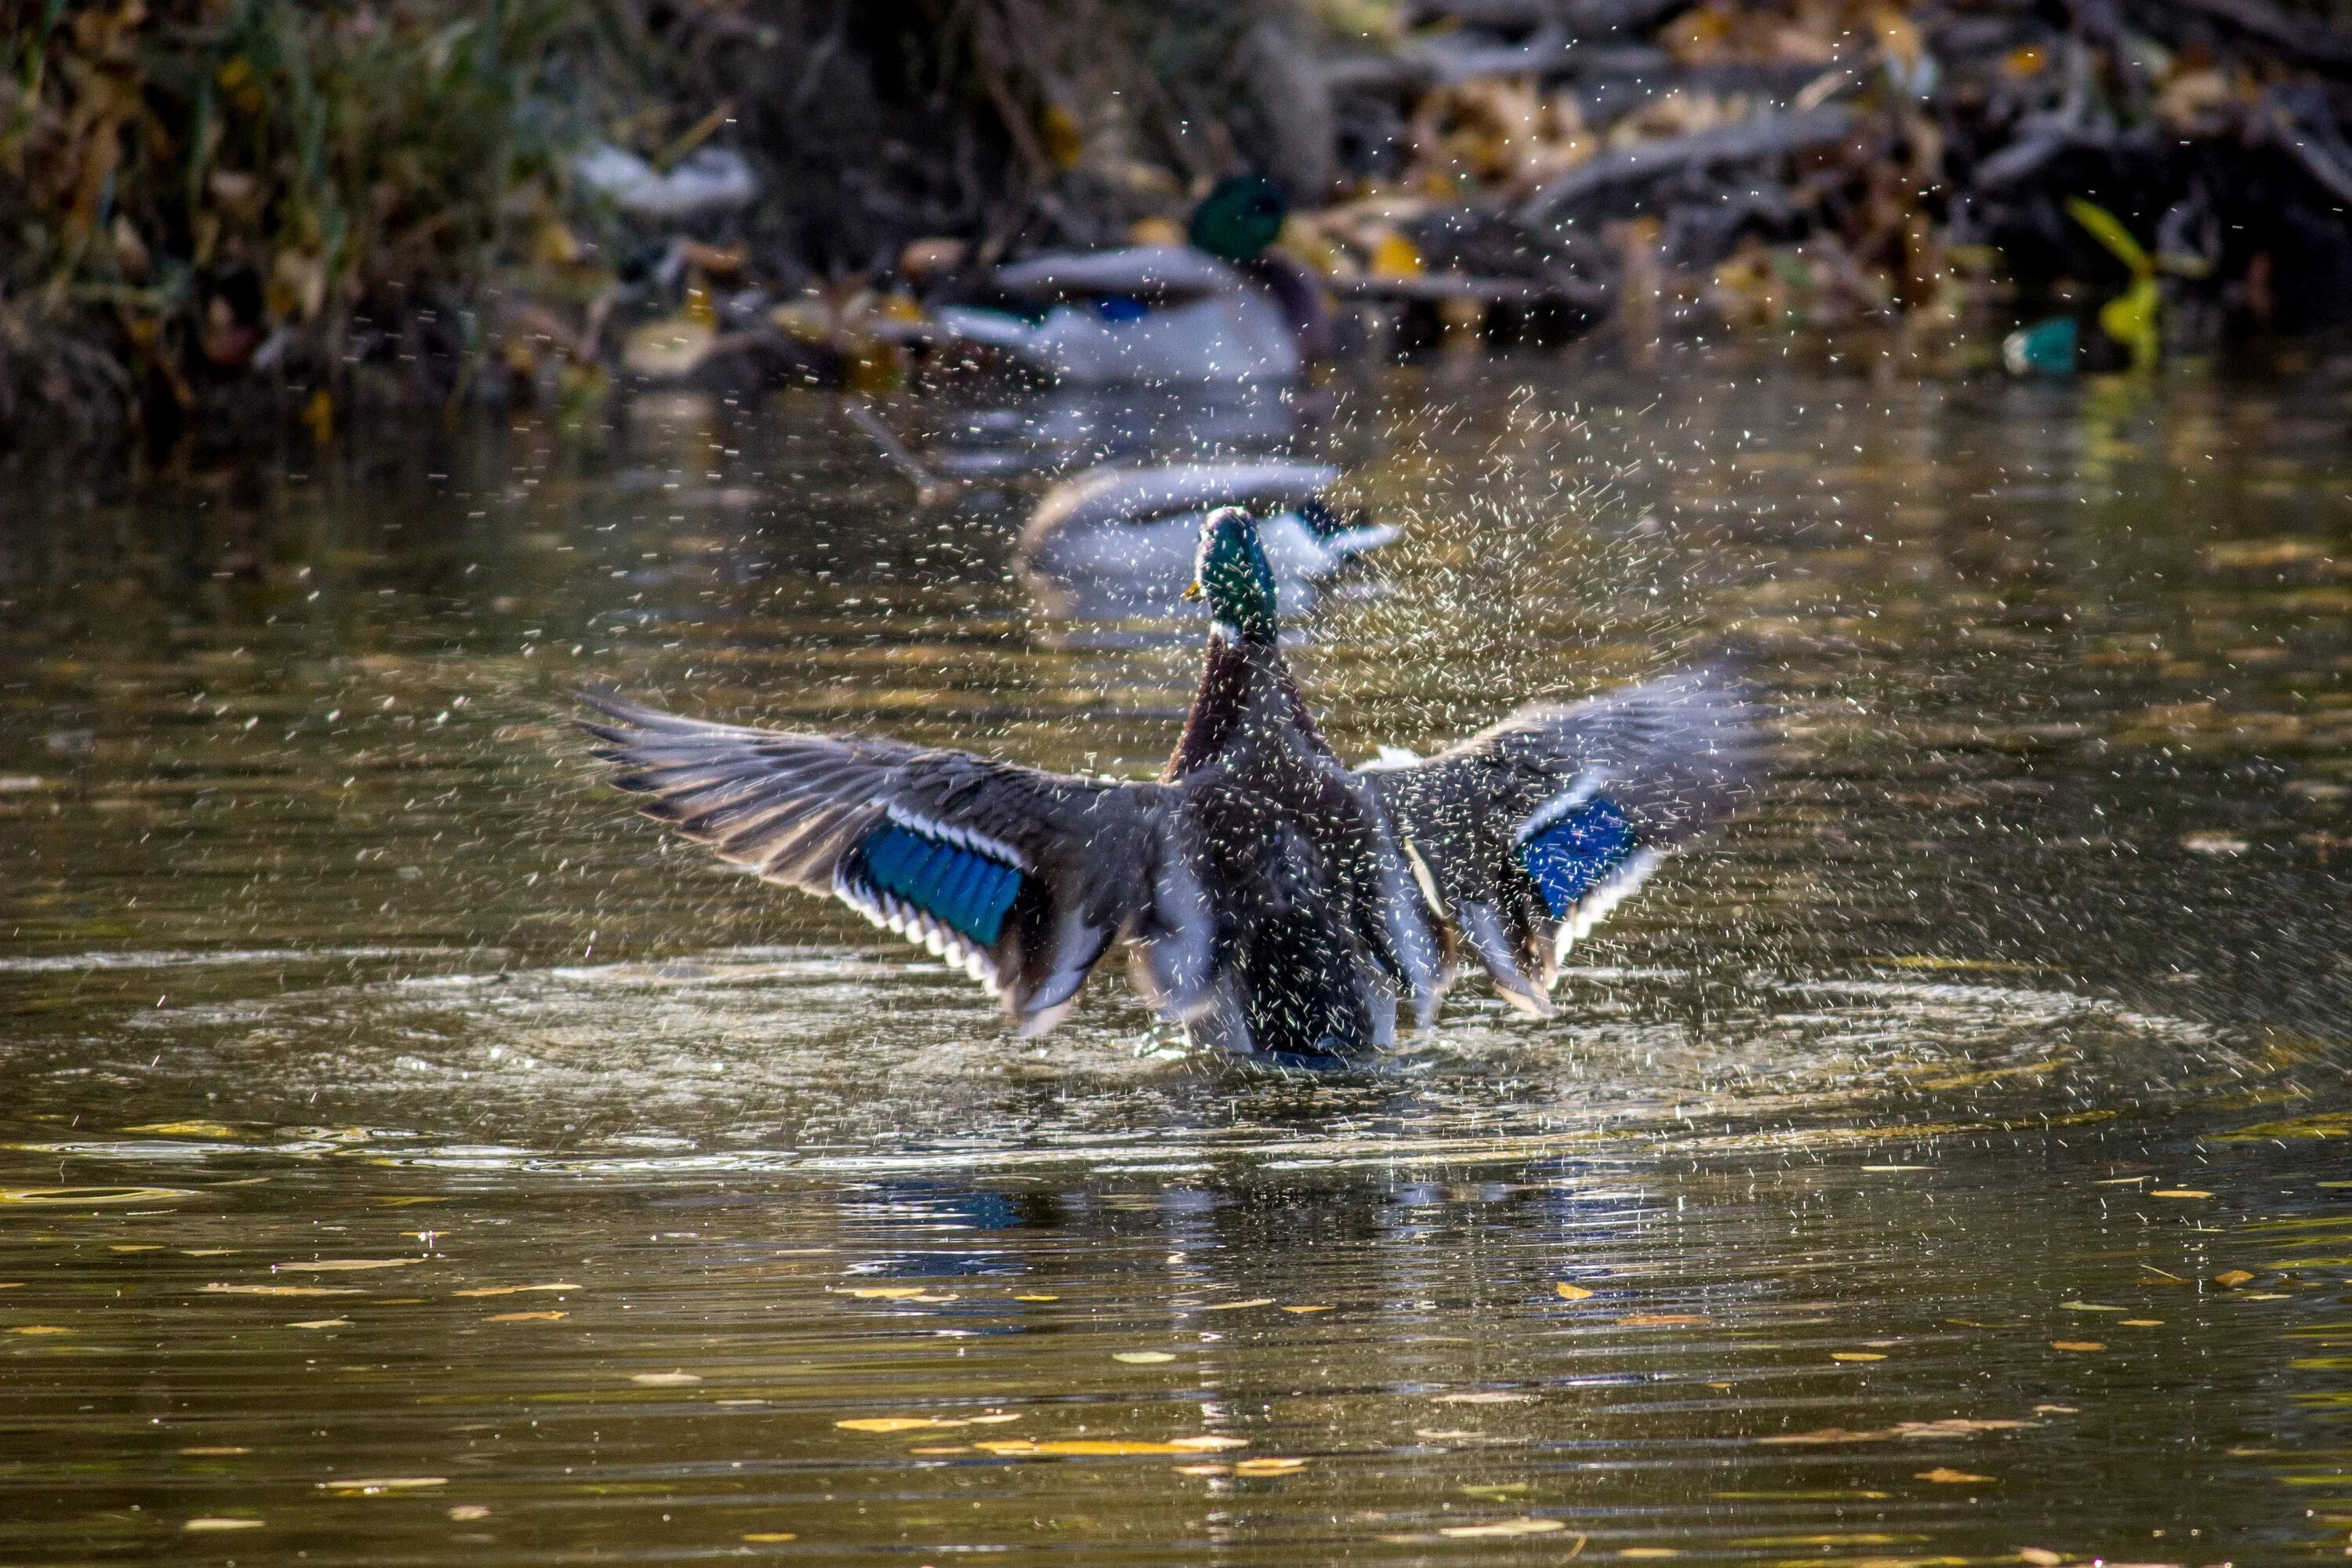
1175,1463 -> 1229,1475
128,1121 -> 242,1138
2050,1341 -> 2105,1352
1439,1518 -> 1567,1538
1433,1391 -> 1533,1404
1280,1305 -> 1334,1314
1112,1351 -> 1175,1363
2,1185 -> 194,1207
1555,1283 -> 1595,1300
275,1259 -> 420,1273
908,1445 -> 969,1455
111,1244 -> 162,1252
1831,1352 -> 1886,1362
485,1311 -> 565,1323
1619,1550 -> 1679,1559
837,1417 -> 942,1433
452,1283 -> 577,1298
204,1284 -> 362,1297
289,1319 -> 352,1330
2213,1269 -> 2256,1287
967,1414 -> 1023,1425
9,1325 -> 72,1335
180,1446 -> 249,1456
2060,1301 -> 2125,1312
2151,1189 -> 2212,1199
2121,1319 -> 2164,1327
2020,1552 -> 2063,1567
1232,1457 -> 1308,1475
630,1371 -> 702,1386
1915,1467 -> 1993,1483
183,1518 -> 264,1532
1204,1298 -> 1276,1311
183,1250 -> 239,1258
448,1505 -> 490,1522
1015,1293 -> 1058,1302
319,1477 -> 447,1494
978,1437 -> 1235,1457
741,1533 -> 797,1543
839,1287 -> 926,1300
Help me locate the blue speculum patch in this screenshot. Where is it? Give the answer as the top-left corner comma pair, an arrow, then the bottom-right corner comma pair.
851,822 -> 1025,947
1518,796 -> 1637,918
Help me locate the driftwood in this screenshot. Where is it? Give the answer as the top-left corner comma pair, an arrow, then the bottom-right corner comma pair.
1515,105 -> 1857,229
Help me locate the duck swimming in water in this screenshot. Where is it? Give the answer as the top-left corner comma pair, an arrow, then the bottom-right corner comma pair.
583,509 -> 1758,1062
1018,460 -> 1397,619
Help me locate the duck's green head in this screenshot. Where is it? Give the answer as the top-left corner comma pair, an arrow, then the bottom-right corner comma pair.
1189,175 -> 1287,262
1184,506 -> 1279,644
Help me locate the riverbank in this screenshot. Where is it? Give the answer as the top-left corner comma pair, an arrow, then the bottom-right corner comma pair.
7,0 -> 2352,449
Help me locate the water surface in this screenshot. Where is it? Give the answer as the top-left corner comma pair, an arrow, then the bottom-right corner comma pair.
3,345 -> 2350,1564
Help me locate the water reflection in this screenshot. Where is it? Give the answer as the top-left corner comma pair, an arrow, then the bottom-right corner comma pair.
2,347 -> 2350,1563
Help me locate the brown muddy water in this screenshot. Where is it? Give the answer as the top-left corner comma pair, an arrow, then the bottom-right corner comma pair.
2,345 -> 2350,1566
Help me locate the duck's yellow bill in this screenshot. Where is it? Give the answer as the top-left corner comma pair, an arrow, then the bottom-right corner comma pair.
1181,579 -> 1203,601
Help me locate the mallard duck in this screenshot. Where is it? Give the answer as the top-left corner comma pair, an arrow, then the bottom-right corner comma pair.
1018,460 -> 1397,617
929,177 -> 1326,386
583,510 -> 1758,1062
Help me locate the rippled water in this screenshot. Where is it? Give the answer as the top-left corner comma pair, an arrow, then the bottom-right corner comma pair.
4,344 -> 2350,1564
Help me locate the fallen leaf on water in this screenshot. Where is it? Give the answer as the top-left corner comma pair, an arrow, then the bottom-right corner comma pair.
1759,1418 -> 2032,1445
2121,1319 -> 2164,1327
1281,1305 -> 1334,1314
129,1121 -> 242,1138
1203,1298 -> 1276,1311
1555,1283 -> 1595,1300
111,1244 -> 162,1252
1415,1428 -> 1481,1439
448,1505 -> 490,1522
205,1284 -> 362,1297
452,1283 -> 577,1298
2212,1270 -> 2256,1287
837,1417 -> 943,1433
1432,1391 -> 1533,1404
1112,1351 -> 1175,1363
183,1517 -> 264,1532
1617,1314 -> 1708,1326
2150,1189 -> 2212,1199
2033,1404 -> 2078,1414
1619,1550 -> 1678,1559
289,1319 -> 352,1330
2060,1301 -> 2125,1312
1916,1467 -> 1994,1483
2050,1341 -> 2106,1352
1438,1518 -> 1566,1538
1232,1457 -> 1308,1475
1175,1463 -> 1229,1475
319,1477 -> 447,1494
909,1445 -> 970,1455
967,1414 -> 1022,1425
485,1311 -> 565,1323
9,1325 -> 71,1335
1015,1293 -> 1058,1302
183,1250 -> 239,1258
180,1447 -> 249,1456
2019,1551 -> 2063,1566
1831,1352 -> 1886,1362
838,1287 -> 926,1299
630,1372 -> 702,1386
274,1259 -> 421,1273
976,1437 -> 1246,1457
741,1533 -> 797,1543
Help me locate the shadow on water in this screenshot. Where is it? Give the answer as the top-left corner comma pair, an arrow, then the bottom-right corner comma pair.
2,344 -> 2350,1563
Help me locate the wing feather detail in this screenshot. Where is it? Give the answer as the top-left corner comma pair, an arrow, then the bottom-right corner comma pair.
1362,667 -> 1762,1007
581,691 -> 1200,1031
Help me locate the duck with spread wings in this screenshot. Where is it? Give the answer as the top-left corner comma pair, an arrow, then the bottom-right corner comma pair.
582,507 -> 1760,1062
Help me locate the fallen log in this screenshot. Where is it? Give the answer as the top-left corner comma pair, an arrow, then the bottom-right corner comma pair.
1515,105 -> 1857,230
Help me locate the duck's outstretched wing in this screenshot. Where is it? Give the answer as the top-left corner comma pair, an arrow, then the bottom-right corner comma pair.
579,692 -> 1212,1036
1359,669 -> 1762,1017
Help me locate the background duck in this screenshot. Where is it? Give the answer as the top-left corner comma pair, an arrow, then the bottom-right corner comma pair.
1018,459 -> 1397,619
584,508 -> 1759,1062
931,176 -> 1327,386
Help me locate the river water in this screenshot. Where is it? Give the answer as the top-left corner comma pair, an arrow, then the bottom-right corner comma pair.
2,343 -> 2350,1565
